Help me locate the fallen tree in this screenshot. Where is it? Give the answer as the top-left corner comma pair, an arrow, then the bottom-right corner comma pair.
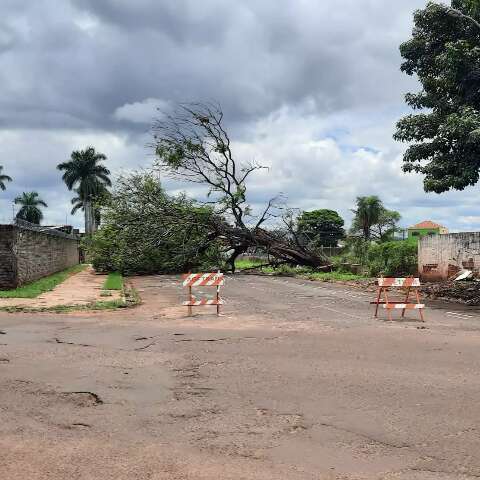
152,102 -> 330,271
85,174 -> 223,274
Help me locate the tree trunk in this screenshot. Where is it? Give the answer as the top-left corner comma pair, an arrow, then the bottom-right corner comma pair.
217,224 -> 331,270
226,246 -> 248,273
84,200 -> 93,235
90,202 -> 97,233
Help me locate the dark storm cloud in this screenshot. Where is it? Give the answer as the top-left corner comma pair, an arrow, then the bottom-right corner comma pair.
0,0 -> 425,133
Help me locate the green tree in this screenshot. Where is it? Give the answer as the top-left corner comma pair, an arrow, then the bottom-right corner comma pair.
351,196 -> 383,240
14,191 -> 48,225
395,1 -> 480,193
0,165 -> 12,191
86,173 -> 222,274
370,209 -> 402,242
57,147 -> 111,234
366,240 -> 418,277
297,209 -> 345,247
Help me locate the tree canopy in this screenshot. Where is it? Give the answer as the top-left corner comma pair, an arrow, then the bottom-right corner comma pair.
297,209 -> 345,248
14,191 -> 48,225
351,196 -> 401,242
0,166 -> 12,191
395,1 -> 480,193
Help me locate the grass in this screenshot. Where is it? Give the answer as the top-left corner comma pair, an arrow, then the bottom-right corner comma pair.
303,271 -> 368,282
235,258 -> 266,270
235,258 -> 369,282
0,264 -> 86,299
103,271 -> 123,290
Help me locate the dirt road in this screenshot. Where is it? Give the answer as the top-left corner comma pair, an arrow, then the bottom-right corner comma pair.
1,274 -> 480,479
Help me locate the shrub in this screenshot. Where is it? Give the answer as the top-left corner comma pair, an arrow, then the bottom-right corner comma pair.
366,240 -> 418,277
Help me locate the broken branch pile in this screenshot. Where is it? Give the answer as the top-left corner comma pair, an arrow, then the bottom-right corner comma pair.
421,281 -> 480,306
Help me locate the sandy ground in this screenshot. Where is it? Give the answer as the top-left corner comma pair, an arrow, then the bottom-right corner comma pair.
0,267 -> 122,308
1,274 -> 480,479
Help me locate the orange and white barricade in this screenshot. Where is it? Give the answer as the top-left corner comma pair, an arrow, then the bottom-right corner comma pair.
182,271 -> 224,316
371,277 -> 425,322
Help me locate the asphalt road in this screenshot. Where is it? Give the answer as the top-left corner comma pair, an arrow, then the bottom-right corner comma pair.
1,274 -> 480,479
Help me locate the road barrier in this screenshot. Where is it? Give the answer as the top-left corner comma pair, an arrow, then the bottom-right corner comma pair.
371,277 -> 425,322
182,271 -> 224,316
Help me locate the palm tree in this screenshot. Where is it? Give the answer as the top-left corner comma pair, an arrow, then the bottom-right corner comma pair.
57,147 -> 111,234
0,165 -> 12,191
71,183 -> 109,229
352,196 -> 383,240
14,192 -> 48,225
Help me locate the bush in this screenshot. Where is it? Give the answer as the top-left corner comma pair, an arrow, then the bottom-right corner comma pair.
366,240 -> 418,277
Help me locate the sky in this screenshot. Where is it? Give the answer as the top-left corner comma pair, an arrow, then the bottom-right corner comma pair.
0,0 -> 477,232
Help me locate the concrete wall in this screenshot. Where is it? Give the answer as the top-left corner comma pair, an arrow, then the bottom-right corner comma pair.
418,232 -> 480,281
0,224 -> 80,289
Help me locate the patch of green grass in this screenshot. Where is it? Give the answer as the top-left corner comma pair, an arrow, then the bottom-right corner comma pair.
235,258 -> 369,282
103,271 -> 123,290
303,271 -> 368,282
0,264 -> 86,299
235,258 -> 266,270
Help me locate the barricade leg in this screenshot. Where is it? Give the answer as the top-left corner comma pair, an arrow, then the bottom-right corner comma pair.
384,288 -> 392,321
416,289 -> 424,322
188,286 -> 193,317
402,287 -> 411,318
374,287 -> 382,318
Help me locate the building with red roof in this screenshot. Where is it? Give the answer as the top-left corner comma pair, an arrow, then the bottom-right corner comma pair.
408,220 -> 449,239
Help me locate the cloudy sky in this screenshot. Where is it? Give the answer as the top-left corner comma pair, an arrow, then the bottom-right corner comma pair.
0,0 -> 476,231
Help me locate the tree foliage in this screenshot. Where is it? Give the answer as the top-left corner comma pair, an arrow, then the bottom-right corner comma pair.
350,196 -> 383,240
370,208 -> 402,242
351,196 -> 401,242
85,173 -> 222,274
366,240 -> 418,277
297,209 -> 345,247
0,166 -> 12,191
395,1 -> 480,193
15,191 -> 48,225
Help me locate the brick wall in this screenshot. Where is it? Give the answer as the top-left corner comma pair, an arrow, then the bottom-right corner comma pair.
0,224 -> 80,289
418,233 -> 480,281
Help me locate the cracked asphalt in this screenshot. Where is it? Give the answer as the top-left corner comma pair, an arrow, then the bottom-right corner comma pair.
1,274 -> 480,479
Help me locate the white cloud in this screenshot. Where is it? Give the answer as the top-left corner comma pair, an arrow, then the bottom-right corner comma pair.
113,98 -> 170,124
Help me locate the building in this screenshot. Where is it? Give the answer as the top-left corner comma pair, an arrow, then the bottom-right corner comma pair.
418,232 -> 480,281
408,220 -> 448,239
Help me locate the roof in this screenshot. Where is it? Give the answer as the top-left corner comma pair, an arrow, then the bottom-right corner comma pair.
408,220 -> 446,230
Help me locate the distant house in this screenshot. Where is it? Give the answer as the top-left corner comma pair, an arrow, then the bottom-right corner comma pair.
408,220 -> 449,239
